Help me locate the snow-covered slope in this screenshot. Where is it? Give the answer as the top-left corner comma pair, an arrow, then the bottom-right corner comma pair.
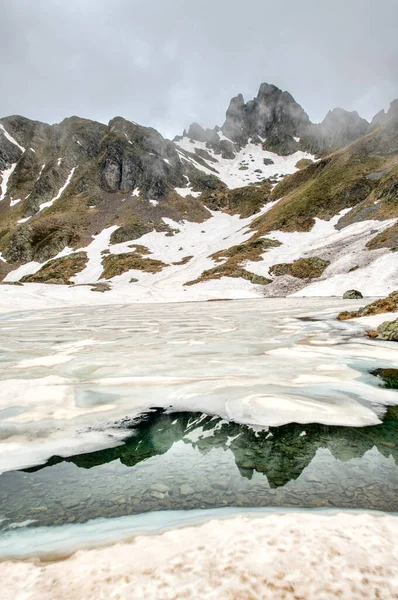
175,137 -> 315,189
3,200 -> 397,305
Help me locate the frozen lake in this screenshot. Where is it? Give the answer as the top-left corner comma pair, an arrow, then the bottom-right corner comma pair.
0,297 -> 398,474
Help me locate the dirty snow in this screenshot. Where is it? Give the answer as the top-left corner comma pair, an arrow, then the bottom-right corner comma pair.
1,511 -> 398,600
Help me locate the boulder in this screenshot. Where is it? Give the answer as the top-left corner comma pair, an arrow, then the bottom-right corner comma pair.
343,289 -> 363,299
375,318 -> 398,341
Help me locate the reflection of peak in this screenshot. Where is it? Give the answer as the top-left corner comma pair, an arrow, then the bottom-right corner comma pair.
21,406 -> 398,492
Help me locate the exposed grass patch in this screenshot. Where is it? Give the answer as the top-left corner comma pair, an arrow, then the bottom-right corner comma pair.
163,191 -> 210,222
337,290 -> 398,320
101,252 -> 167,279
21,252 -> 88,284
295,158 -> 314,170
366,223 -> 398,251
249,128 -> 397,235
172,255 -> 193,265
269,257 -> 330,279
185,237 -> 278,286
185,265 -> 271,287
201,182 -> 272,218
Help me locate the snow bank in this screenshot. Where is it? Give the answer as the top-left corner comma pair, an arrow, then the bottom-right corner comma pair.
1,511 -> 398,599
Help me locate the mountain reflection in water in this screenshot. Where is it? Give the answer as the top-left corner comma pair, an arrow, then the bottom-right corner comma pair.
1,406 -> 398,530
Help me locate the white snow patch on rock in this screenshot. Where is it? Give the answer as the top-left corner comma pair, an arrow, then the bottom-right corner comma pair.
175,138 -> 315,189
38,167 -> 76,212
0,124 -> 25,152
0,163 -> 17,201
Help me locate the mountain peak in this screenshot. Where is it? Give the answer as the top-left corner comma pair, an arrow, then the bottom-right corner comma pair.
221,82 -> 310,154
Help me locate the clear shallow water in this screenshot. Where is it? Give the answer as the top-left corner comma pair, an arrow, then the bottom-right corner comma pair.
1,407 -> 398,531
0,297 -> 398,534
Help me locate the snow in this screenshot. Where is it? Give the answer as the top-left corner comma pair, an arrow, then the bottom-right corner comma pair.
36,163 -> 45,181
57,157 -> 62,166
132,187 -> 140,197
38,167 -> 76,212
163,158 -> 171,165
30,147 -> 36,153
0,163 -> 17,201
17,216 -> 31,224
2,510 -> 398,599
242,209 -> 398,297
174,186 -> 202,198
0,252 -> 6,263
0,296 -> 397,473
4,246 -> 74,283
294,136 -> 300,142
0,123 -> 25,152
9,198 -> 21,207
72,226 -> 119,284
149,199 -> 159,206
294,250 -> 398,297
174,137 -> 315,189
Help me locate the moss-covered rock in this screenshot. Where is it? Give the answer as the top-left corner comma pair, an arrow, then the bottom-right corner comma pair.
375,318 -> 398,341
2,215 -> 82,264
269,257 -> 330,279
343,289 -> 363,299
371,368 -> 398,388
21,252 -> 88,284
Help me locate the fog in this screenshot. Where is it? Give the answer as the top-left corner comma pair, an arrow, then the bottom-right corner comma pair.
1,0 -> 397,137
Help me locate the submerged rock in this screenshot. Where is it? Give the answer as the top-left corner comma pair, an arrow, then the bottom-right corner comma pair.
371,368 -> 398,389
343,289 -> 363,299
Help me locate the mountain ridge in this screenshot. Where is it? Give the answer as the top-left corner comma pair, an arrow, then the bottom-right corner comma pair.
0,82 -> 397,300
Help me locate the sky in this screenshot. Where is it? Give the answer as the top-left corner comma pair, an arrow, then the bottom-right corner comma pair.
1,0 -> 398,138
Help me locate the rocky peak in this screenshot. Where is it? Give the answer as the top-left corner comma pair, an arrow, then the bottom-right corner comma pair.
301,108 -> 370,156
221,83 -> 310,155
387,99 -> 398,122
370,109 -> 387,131
319,108 -> 369,140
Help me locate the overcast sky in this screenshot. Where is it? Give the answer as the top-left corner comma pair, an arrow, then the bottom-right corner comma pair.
1,0 -> 398,138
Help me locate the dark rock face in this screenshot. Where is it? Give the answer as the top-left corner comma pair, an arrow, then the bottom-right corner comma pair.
343,289 -> 363,299
222,84 -> 310,155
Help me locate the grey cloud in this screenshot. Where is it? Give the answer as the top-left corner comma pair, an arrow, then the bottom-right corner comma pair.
0,0 -> 397,138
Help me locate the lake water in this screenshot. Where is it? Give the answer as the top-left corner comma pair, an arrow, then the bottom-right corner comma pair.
0,297 -> 397,534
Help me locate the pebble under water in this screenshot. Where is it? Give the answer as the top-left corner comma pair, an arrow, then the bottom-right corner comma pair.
1,403 -> 398,530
